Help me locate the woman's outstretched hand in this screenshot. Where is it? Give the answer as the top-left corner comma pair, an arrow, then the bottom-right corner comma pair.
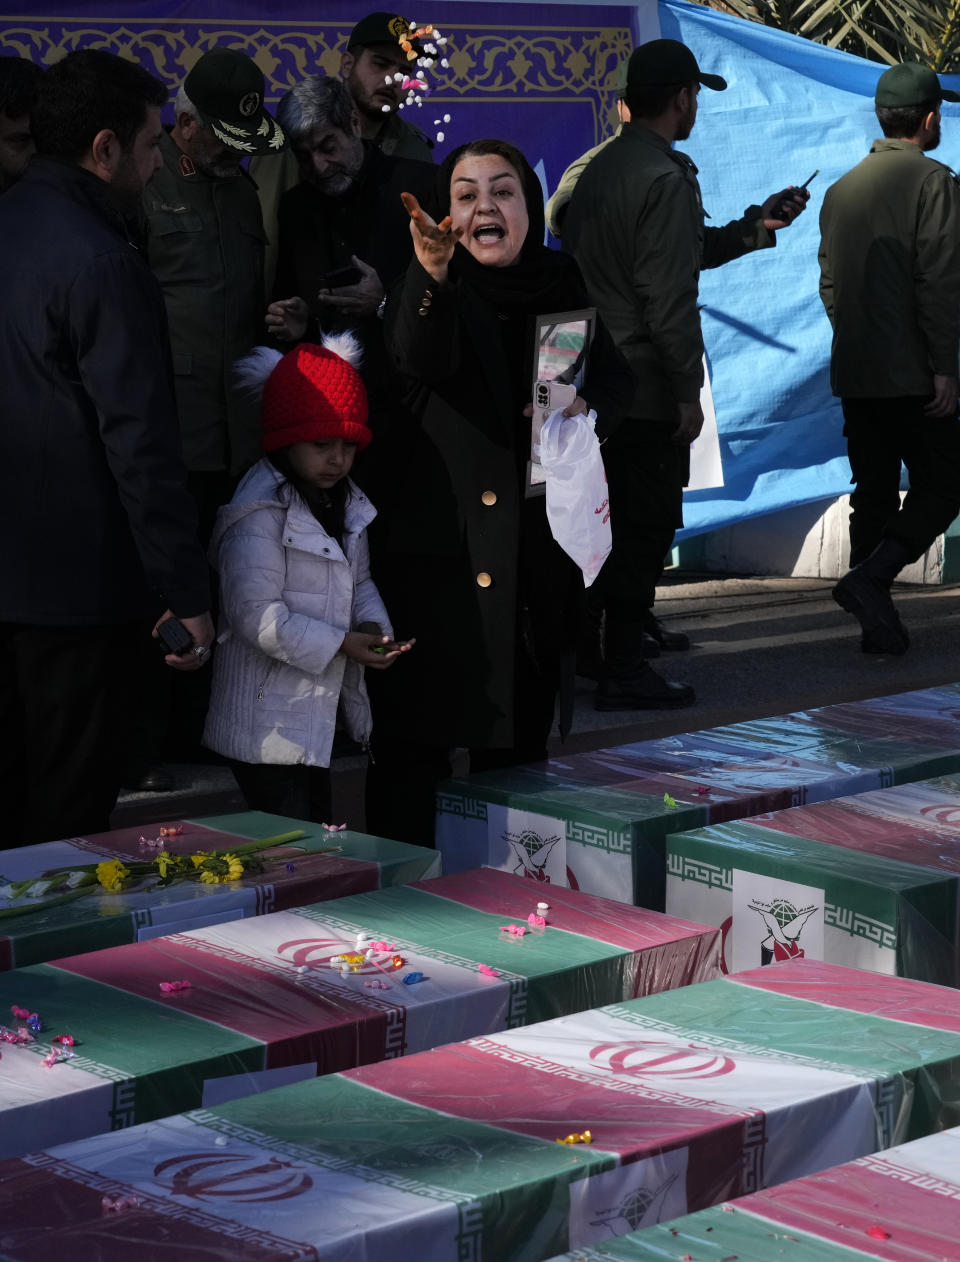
401,191 -> 463,285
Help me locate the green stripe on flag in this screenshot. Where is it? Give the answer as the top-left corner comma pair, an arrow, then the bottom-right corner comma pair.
1,964 -> 264,1121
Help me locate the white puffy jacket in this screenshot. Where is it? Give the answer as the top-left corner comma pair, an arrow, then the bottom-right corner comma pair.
203,459 -> 391,767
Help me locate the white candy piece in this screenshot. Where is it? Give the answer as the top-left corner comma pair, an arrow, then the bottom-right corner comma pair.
537,902 -> 550,912
365,948 -> 375,960
436,131 -> 445,142
443,113 -> 451,123
296,965 -> 308,974
441,59 -> 449,68
340,963 -> 351,974
330,955 -> 342,965
385,75 -> 393,84
381,104 -> 391,113
394,72 -> 404,82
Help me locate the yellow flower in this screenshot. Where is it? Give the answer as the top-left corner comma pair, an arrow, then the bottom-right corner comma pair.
197,854 -> 245,884
190,851 -> 214,868
96,859 -> 130,893
155,851 -> 181,878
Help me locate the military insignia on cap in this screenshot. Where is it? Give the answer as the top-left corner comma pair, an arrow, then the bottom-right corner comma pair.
388,15 -> 409,39
238,90 -> 260,117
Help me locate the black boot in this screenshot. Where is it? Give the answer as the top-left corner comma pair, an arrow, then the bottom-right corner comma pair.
596,618 -> 696,711
833,537 -> 912,655
641,609 -> 690,652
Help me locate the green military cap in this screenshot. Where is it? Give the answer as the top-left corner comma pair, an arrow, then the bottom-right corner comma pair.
184,48 -> 284,155
626,39 -> 727,93
875,62 -> 960,107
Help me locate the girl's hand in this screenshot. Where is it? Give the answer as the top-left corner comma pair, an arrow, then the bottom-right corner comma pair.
341,632 -> 416,670
400,191 -> 463,285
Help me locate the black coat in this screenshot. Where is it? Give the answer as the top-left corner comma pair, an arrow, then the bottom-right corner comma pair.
0,157 -> 209,625
370,257 -> 634,749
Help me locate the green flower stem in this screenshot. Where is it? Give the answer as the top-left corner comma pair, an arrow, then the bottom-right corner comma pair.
0,886 -> 96,919
216,830 -> 308,856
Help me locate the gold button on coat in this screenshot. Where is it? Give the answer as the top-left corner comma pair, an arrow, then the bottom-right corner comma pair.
476,571 -> 492,588
481,490 -> 497,506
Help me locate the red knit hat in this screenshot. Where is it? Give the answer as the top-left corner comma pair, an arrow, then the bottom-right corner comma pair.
244,336 -> 371,452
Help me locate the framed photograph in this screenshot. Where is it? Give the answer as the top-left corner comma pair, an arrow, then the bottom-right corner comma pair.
526,307 -> 596,496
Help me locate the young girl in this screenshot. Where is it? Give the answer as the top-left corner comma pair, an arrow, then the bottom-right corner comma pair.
203,335 -> 411,823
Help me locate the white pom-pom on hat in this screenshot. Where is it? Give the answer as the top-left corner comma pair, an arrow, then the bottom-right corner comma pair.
235,345 -> 284,401
319,329 -> 364,370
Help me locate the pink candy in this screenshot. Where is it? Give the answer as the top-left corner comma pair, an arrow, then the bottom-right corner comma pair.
478,963 -> 499,977
527,913 -> 546,927
102,1194 -> 140,1213
159,980 -> 191,994
500,923 -> 526,937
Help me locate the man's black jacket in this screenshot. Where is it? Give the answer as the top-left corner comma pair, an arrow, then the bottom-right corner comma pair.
0,157 -> 209,625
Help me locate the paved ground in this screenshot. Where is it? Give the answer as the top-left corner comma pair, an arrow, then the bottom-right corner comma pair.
113,570 -> 960,832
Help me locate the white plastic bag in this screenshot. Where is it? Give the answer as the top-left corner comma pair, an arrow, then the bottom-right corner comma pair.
537,407 -> 611,586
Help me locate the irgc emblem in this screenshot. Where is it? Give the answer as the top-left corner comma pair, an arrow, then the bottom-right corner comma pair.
749,896 -> 819,965
590,1173 -> 680,1232
503,828 -> 561,882
238,90 -> 260,117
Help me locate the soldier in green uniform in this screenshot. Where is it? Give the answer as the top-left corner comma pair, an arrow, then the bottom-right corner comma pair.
563,39 -> 807,711
143,48 -> 284,528
821,63 -> 960,655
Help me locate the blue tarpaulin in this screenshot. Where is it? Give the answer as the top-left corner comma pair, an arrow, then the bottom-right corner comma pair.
656,0 -> 960,538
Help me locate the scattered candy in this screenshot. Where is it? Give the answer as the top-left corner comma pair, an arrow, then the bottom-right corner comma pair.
391,955 -> 406,969
436,132 -> 444,142
296,965 -> 309,974
365,949 -> 375,960
322,822 -> 346,832
364,979 -> 389,989
527,913 -> 546,927
159,824 -> 183,837
402,972 -> 426,984
51,1035 -> 75,1047
500,923 -> 526,937
101,1194 -> 141,1213
369,941 -> 397,953
694,785 -> 711,796
536,901 -> 550,912
11,1006 -> 42,1033
663,792 -> 679,808
41,1044 -> 75,1068
478,963 -> 499,976
159,981 -> 191,994
556,1130 -> 592,1145
0,1025 -> 32,1045
866,1227 -> 891,1241
285,863 -> 296,873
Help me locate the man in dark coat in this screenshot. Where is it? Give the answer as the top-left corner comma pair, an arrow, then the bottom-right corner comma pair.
0,56 -> 41,193
564,39 -> 807,711
0,49 -> 212,844
821,63 -> 960,654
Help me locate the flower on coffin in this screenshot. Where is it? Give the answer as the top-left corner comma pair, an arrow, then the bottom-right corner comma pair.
155,851 -> 184,879
197,853 -> 244,884
190,851 -> 215,868
96,859 -> 130,892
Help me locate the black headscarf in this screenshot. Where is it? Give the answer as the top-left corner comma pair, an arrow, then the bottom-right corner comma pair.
433,139 -> 587,316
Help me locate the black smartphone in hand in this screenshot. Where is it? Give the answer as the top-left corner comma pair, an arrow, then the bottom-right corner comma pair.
156,616 -> 194,656
318,265 -> 363,290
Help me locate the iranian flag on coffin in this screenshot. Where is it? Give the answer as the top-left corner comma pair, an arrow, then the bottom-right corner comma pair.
665,818 -> 957,983
435,696 -> 960,909
546,1127 -> 960,1261
0,870 -> 720,1160
0,811 -> 442,971
2,960 -> 960,1260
